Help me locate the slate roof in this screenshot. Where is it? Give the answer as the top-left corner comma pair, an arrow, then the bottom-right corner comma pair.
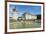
23,12 -> 36,16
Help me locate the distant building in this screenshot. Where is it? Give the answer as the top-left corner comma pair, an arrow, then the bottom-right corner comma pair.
23,12 -> 37,20
18,12 -> 37,20
10,7 -> 37,20
12,8 -> 19,20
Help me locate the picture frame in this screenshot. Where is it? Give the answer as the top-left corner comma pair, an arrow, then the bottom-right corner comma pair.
5,1 -> 44,34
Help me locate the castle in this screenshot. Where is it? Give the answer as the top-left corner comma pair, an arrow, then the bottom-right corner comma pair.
10,8 -> 37,20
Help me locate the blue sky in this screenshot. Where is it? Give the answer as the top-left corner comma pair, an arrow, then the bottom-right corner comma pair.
9,4 -> 41,17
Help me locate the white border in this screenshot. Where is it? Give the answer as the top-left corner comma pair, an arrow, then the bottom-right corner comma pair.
7,2 -> 43,32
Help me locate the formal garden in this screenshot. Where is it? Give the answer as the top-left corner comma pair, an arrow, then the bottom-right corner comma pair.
9,19 -> 41,29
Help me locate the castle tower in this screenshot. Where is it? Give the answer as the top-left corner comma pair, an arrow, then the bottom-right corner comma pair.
12,7 -> 18,20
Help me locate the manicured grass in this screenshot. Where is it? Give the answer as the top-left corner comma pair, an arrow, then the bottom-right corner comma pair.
9,21 -> 41,29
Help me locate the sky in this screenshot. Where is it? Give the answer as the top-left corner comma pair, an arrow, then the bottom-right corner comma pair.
9,4 -> 41,17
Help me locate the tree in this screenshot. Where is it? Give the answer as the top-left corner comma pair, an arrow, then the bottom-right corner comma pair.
37,15 -> 41,19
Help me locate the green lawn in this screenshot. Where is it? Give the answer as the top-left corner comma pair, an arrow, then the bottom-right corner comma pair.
9,21 -> 41,29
